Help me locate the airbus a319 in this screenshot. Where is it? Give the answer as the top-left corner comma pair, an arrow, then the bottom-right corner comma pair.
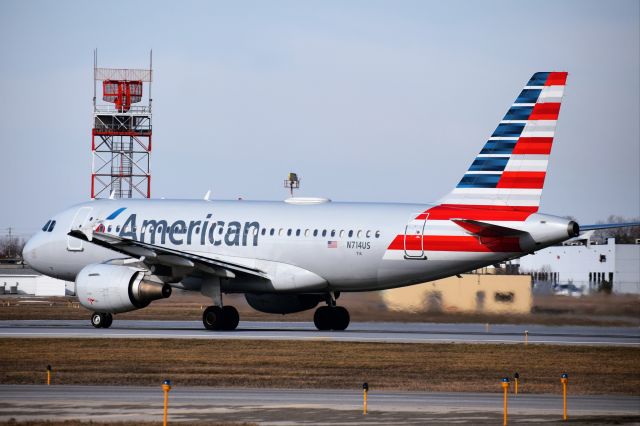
23,72 -> 632,331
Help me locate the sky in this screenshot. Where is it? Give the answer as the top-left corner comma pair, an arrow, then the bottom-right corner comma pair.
1,0 -> 638,238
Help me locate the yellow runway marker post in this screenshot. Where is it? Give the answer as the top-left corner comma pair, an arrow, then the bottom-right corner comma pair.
561,373 -> 568,421
162,379 -> 172,426
362,382 -> 368,416
524,330 -> 529,346
46,365 -> 51,386
501,377 -> 509,425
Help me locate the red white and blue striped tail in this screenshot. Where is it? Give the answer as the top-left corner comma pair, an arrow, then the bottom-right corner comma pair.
439,72 -> 568,212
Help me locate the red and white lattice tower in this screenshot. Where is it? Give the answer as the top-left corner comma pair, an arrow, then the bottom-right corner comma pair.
91,50 -> 152,199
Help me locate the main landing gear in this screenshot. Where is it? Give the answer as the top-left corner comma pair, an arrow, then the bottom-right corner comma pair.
313,293 -> 350,331
200,277 -> 239,331
202,305 -> 239,331
313,306 -> 350,331
91,312 -> 113,329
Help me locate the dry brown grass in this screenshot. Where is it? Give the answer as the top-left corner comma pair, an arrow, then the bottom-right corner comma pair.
1,338 -> 638,395
0,422 -> 254,426
1,292 -> 639,326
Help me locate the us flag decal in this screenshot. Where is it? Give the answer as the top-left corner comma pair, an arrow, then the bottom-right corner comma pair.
327,241 -> 337,248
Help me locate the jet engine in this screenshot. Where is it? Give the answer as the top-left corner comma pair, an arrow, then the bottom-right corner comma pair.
76,264 -> 171,313
245,293 -> 324,314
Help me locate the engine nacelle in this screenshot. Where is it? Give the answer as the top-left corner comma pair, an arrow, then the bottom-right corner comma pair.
76,264 -> 171,313
245,293 -> 323,314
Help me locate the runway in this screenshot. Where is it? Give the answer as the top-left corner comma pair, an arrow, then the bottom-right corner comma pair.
0,385 -> 638,424
1,319 -> 639,346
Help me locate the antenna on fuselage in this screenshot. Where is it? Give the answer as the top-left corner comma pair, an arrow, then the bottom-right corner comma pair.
284,172 -> 300,197
203,190 -> 211,201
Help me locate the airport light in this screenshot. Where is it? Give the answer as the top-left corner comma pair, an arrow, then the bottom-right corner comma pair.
561,373 -> 568,421
46,365 -> 52,386
524,330 -> 529,346
162,379 -> 172,426
501,377 -> 509,426
362,382 -> 369,416
514,372 -> 519,396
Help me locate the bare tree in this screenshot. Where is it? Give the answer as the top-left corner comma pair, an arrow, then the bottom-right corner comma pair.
0,235 -> 25,259
594,215 -> 640,244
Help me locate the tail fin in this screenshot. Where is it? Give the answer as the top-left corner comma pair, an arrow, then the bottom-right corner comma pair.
440,72 -> 568,212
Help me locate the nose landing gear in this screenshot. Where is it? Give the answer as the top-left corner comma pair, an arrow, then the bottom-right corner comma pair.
90,312 -> 113,329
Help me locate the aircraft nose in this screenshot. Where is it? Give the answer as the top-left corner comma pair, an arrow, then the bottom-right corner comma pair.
22,233 -> 47,274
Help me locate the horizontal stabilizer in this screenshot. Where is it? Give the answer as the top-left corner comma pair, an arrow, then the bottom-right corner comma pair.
579,222 -> 640,231
452,218 -> 528,237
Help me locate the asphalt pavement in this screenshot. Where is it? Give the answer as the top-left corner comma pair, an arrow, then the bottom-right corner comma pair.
0,385 -> 638,424
1,319 -> 639,346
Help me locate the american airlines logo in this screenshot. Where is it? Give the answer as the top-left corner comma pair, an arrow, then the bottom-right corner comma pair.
117,214 -> 260,247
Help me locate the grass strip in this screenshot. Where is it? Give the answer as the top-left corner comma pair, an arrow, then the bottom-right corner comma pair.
1,338 -> 638,395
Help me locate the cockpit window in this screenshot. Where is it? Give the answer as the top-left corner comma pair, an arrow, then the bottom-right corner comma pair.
47,220 -> 56,232
42,220 -> 51,232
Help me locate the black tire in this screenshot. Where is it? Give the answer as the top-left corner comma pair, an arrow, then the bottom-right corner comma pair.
313,306 -> 331,331
203,306 -> 224,330
331,306 -> 350,331
221,306 -> 240,331
102,313 -> 113,329
91,312 -> 103,328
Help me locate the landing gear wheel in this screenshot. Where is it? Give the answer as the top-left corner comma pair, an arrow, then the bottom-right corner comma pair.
221,306 -> 240,331
91,312 -> 103,328
331,306 -> 350,331
314,306 -> 350,331
203,306 -> 224,330
102,313 -> 113,329
313,306 -> 332,331
91,312 -> 112,329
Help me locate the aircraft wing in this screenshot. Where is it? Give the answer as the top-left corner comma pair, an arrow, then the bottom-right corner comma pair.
451,219 -> 528,237
579,222 -> 640,231
67,230 -> 268,279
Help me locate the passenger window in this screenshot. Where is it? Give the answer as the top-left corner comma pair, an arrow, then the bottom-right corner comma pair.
357,230 -> 363,238
366,230 -> 371,238
108,225 -> 112,232
116,226 -> 121,232
313,229 -> 318,237
322,230 -> 327,237
375,230 -> 380,238
296,229 -> 301,236
261,228 -> 266,236
270,228 -> 275,236
304,229 -> 310,237
331,230 -> 336,237
42,220 -> 51,232
48,220 -> 56,232
339,230 -> 345,238
278,228 -> 284,236
287,229 -> 292,236
348,230 -> 353,238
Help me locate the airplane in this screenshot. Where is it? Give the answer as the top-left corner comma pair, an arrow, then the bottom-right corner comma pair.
22,71 -> 636,331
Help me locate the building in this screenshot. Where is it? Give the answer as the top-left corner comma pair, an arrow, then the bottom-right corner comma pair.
382,274 -> 532,314
516,238 -> 640,295
0,265 -> 73,297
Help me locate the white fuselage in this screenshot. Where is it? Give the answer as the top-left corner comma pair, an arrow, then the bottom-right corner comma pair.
23,198 -> 575,294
